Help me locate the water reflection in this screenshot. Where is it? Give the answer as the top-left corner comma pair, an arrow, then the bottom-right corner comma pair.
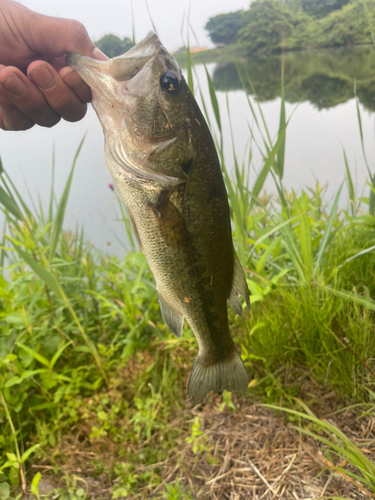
212,47 -> 375,111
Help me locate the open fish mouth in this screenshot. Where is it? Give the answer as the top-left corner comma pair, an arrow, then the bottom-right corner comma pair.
66,32 -> 164,95
66,32 -> 184,186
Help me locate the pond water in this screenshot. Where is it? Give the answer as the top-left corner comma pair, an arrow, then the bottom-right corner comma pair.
1,46 -> 374,258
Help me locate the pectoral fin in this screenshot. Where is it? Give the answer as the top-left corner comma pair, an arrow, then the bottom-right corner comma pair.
157,291 -> 184,338
127,207 -> 143,252
228,252 -> 250,316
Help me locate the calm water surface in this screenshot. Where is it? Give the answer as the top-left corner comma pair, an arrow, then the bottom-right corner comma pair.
1,47 -> 374,257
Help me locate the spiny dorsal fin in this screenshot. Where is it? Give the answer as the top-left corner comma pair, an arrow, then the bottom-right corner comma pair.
157,291 -> 184,338
228,252 -> 250,316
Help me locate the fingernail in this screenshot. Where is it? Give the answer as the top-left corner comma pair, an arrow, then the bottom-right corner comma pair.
29,65 -> 55,90
1,73 -> 27,97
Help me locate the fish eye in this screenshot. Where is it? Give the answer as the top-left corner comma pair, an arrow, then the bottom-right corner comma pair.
160,70 -> 180,95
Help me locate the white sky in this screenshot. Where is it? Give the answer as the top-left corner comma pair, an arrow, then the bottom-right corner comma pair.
18,0 -> 250,51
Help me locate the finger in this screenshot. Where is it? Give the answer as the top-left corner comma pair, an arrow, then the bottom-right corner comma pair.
0,66 -> 60,128
0,64 -> 35,131
0,101 -> 34,131
31,16 -> 108,60
28,61 -> 87,122
59,67 -> 92,104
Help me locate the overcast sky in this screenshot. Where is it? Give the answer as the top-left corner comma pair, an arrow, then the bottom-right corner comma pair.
19,0 -> 250,51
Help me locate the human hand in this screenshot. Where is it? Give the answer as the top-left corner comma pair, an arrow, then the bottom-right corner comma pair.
0,0 -> 108,131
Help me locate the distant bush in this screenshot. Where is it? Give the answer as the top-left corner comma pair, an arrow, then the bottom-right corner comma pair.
238,0 -> 296,54
286,0 -> 350,19
204,10 -> 245,45
95,34 -> 133,58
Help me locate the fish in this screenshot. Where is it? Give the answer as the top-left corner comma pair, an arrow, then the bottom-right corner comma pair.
67,32 -> 250,405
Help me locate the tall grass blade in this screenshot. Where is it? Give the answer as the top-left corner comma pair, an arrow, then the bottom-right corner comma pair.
338,244 -> 375,267
355,98 -> 371,178
144,0 -> 158,35
354,94 -> 375,213
314,183 -> 343,274
243,67 -> 272,148
0,186 -> 22,219
250,213 -> 300,256
324,286 -> 375,311
0,218 -> 6,269
17,344 -> 50,368
224,175 -> 247,265
276,58 -> 286,180
48,145 -> 55,224
204,65 -> 221,135
343,148 -> 355,217
298,204 -> 313,276
264,403 -> 375,493
369,175 -> 375,215
249,128 -> 286,212
186,44 -> 194,95
10,245 -> 63,300
49,136 -> 85,259
130,0 -> 136,45
278,218 -> 305,282
226,92 -> 246,210
198,87 -> 211,126
3,171 -> 32,219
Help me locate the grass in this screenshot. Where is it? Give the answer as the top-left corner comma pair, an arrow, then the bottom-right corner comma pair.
0,30 -> 375,500
174,44 -> 244,68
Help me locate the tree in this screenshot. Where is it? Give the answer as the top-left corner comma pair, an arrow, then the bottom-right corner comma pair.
95,34 -> 133,58
300,0 -> 350,18
238,0 -> 294,55
284,0 -> 349,17
205,10 -> 245,45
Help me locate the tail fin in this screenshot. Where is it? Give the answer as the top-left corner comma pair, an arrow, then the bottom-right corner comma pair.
187,350 -> 249,405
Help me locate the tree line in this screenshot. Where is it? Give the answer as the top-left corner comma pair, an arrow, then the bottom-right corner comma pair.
205,0 -> 375,55
95,34 -> 133,58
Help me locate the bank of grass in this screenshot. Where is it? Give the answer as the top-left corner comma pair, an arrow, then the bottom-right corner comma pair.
0,64 -> 375,500
174,44 -> 243,67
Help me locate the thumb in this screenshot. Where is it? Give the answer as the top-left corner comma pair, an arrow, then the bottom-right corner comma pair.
32,15 -> 107,60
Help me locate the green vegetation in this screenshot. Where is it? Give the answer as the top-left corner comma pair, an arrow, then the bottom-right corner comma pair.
1,36 -> 375,500
239,0 -> 297,55
205,0 -> 375,55
204,10 -> 245,45
95,34 -> 133,58
174,43 -> 241,66
286,0 -> 350,18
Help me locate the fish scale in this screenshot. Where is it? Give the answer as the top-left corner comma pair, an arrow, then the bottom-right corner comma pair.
67,31 -> 251,404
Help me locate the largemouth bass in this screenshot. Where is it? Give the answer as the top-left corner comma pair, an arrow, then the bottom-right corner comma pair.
67,32 -> 250,404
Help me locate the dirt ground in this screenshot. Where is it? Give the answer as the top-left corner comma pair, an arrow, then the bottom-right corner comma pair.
27,387 -> 375,500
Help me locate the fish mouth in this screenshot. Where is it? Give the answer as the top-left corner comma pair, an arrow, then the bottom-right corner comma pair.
66,31 -> 163,93
67,32 -> 183,187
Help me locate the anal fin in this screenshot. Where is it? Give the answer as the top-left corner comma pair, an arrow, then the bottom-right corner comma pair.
157,291 -> 184,338
228,252 -> 251,316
